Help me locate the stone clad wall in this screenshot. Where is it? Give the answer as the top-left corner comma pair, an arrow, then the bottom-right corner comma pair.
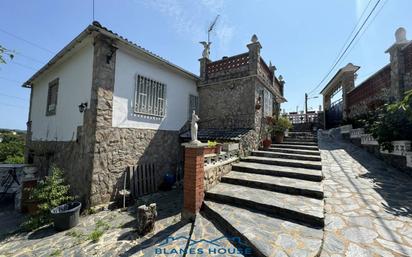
404,43 -> 412,92
198,76 -> 256,129
90,128 -> 180,204
204,158 -> 238,191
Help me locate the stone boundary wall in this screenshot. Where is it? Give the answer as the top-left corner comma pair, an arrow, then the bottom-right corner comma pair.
347,65 -> 391,118
404,43 -> 412,92
204,157 -> 239,191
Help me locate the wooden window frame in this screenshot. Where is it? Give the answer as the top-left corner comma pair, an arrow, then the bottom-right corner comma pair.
46,78 -> 59,116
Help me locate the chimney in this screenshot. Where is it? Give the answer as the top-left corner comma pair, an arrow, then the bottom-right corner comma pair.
247,34 -> 262,75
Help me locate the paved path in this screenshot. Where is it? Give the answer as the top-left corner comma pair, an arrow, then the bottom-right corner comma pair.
319,131 -> 412,257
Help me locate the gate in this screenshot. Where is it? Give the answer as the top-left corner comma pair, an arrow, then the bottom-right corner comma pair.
128,163 -> 157,198
325,100 -> 343,129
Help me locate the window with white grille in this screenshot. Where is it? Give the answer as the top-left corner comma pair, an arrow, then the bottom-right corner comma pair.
134,75 -> 166,117
188,94 -> 199,120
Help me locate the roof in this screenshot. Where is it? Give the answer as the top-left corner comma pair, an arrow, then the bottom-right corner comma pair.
319,63 -> 360,95
179,128 -> 252,141
22,21 -> 199,87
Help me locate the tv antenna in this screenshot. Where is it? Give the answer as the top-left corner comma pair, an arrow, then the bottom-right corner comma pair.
207,15 -> 220,44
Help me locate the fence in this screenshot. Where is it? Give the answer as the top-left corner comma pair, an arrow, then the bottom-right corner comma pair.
128,163 -> 157,198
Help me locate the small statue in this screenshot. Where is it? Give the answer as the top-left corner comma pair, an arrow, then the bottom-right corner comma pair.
191,110 -> 200,144
199,41 -> 212,59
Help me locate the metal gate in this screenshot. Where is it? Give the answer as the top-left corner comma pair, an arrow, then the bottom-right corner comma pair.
325,100 -> 343,129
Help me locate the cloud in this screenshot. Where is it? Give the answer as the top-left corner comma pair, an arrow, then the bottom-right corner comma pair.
140,0 -> 234,57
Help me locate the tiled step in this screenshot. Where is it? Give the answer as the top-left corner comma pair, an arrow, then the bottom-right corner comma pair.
252,150 -> 321,162
202,201 -> 323,257
205,183 -> 324,227
267,147 -> 320,156
272,143 -> 319,150
232,162 -> 323,182
243,156 -> 322,170
280,141 -> 318,146
221,171 -> 323,199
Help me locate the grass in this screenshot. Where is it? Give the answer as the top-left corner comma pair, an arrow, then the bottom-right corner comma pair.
49,249 -> 62,256
65,230 -> 84,239
86,219 -> 110,243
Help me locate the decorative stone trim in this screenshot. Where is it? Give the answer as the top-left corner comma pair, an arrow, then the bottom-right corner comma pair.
340,124 -> 352,134
350,128 -> 364,138
360,133 -> 378,145
380,140 -> 412,156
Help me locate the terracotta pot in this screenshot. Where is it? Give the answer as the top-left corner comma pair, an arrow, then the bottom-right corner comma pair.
262,139 -> 272,150
204,147 -> 216,155
215,144 -> 222,154
274,133 -> 285,143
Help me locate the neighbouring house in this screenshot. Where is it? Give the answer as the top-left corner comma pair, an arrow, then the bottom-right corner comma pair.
23,21 -> 285,207
321,27 -> 412,128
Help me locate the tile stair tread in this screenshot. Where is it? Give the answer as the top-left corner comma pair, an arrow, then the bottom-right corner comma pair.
232,162 -> 323,179
223,171 -> 323,195
206,182 -> 324,220
253,150 -> 321,160
244,156 -> 322,167
268,147 -> 320,155
203,201 -> 323,257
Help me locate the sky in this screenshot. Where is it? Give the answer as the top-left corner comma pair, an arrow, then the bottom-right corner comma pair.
1,0 -> 412,130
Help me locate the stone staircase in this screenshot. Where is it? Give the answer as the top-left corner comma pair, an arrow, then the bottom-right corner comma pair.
201,132 -> 324,257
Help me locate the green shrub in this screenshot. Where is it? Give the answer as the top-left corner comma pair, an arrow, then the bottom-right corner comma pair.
21,165 -> 74,231
273,116 -> 292,134
207,140 -> 217,147
0,132 -> 25,163
370,90 -> 412,151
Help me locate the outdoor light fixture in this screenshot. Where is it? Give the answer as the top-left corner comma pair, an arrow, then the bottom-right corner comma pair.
78,102 -> 88,113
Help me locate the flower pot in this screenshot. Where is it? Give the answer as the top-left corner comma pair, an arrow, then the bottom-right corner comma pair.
204,147 -> 216,155
274,133 -> 285,144
262,139 -> 272,150
51,201 -> 82,231
216,144 -> 222,154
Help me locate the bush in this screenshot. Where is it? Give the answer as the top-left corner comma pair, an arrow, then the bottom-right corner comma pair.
21,165 -> 73,231
370,90 -> 412,151
273,116 -> 292,134
0,132 -> 25,164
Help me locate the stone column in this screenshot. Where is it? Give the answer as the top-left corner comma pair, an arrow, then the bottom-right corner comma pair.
181,142 -> 207,221
341,72 -> 356,119
386,27 -> 409,101
247,34 -> 262,75
199,57 -> 210,82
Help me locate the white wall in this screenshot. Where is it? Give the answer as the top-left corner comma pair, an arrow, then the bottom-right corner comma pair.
112,48 -> 198,130
30,40 -> 93,141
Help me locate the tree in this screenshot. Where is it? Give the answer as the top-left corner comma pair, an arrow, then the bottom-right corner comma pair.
0,45 -> 14,64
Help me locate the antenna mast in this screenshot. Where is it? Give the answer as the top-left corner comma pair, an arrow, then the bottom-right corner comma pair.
207,15 -> 220,44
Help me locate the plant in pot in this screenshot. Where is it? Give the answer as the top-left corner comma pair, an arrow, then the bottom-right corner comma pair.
273,116 -> 292,144
21,165 -> 77,231
262,127 -> 273,150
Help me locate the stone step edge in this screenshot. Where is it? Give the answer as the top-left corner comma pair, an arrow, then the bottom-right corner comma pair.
243,157 -> 322,170
232,163 -> 323,182
205,191 -> 325,228
221,175 -> 324,199
271,144 -> 319,150
201,202 -> 266,257
266,148 -> 321,156
253,151 -> 322,161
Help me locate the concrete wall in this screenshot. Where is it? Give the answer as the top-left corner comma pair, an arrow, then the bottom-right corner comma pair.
30,39 -> 93,141
112,48 -> 198,130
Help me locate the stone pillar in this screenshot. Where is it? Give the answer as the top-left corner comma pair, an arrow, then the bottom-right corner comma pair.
341,72 -> 356,119
386,27 -> 410,101
199,57 -> 210,81
181,142 -> 207,221
247,34 -> 262,75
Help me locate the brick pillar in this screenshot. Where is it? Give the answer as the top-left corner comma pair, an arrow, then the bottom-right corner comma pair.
181,142 -> 207,221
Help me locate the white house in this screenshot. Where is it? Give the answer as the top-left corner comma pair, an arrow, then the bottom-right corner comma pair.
23,22 -> 199,206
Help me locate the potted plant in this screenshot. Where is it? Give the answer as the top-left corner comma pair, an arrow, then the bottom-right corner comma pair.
273,116 -> 292,143
262,127 -> 273,150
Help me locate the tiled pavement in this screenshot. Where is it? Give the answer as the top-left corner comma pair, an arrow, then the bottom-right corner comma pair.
319,131 -> 412,257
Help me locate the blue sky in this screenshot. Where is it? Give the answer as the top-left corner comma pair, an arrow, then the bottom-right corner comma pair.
1,0 -> 411,130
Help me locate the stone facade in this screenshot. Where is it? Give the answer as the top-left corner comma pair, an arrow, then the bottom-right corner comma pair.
204,158 -> 238,191
198,35 -> 285,153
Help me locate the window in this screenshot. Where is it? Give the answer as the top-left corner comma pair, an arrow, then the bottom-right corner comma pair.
188,94 -> 199,120
263,88 -> 273,116
46,78 -> 59,116
134,75 -> 166,117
